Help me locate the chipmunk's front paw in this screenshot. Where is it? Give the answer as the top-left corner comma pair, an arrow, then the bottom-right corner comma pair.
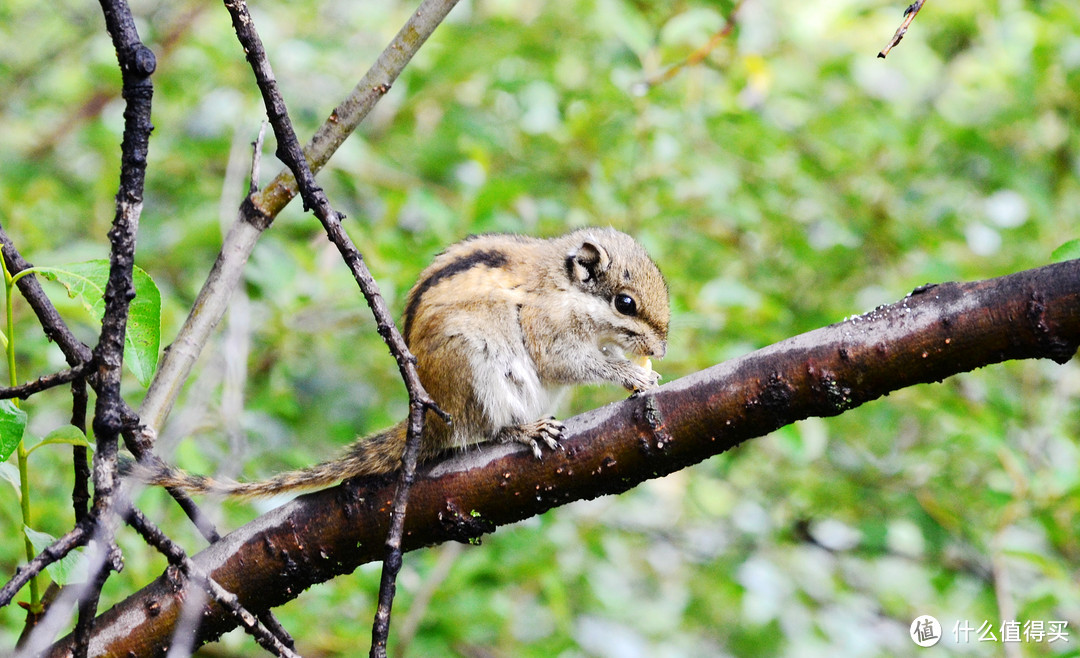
498,417 -> 565,459
623,358 -> 661,393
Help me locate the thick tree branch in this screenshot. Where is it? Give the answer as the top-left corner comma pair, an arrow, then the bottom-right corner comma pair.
121,502 -> 299,658
46,259 -> 1080,656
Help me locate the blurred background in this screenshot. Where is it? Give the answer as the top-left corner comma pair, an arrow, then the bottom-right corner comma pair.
1,0 -> 1079,654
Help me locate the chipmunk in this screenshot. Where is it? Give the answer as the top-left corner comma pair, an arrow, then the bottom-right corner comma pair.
140,227 -> 669,498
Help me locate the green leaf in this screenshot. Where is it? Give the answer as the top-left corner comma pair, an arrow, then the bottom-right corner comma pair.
25,425 -> 93,458
1051,239 -> 1080,263
36,260 -> 161,387
0,462 -> 20,497
24,526 -> 88,586
0,399 -> 27,463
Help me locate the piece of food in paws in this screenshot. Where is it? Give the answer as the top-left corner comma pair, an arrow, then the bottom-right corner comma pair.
628,354 -> 655,392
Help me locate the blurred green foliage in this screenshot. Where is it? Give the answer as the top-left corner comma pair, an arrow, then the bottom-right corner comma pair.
2,0 -> 1079,655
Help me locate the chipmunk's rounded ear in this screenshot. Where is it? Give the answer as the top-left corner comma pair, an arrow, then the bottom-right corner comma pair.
566,239 -> 610,284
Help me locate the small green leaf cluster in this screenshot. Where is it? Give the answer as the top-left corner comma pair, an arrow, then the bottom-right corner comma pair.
0,258 -> 160,613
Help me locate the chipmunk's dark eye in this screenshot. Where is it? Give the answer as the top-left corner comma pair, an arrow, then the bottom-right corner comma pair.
613,293 -> 637,316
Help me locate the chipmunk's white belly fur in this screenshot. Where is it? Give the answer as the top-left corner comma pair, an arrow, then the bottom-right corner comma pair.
461,330 -> 562,448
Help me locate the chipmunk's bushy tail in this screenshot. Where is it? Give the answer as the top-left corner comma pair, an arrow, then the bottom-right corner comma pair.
132,423 -> 407,499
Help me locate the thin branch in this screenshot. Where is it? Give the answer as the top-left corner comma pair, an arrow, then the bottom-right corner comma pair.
0,0 -> 229,637
72,541 -> 118,658
70,378 -> 91,525
0,364 -> 90,400
370,402 -> 424,658
5,0 -> 155,638
93,0 -> 154,417
636,0 -> 743,93
45,259 -> 1080,655
122,502 -> 299,658
138,0 -> 461,436
249,121 -> 266,195
0,524 -> 89,610
217,1 -> 454,654
68,378 -> 91,656
878,0 -> 926,58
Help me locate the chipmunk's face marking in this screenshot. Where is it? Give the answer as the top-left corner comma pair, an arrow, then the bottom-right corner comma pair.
564,230 -> 669,362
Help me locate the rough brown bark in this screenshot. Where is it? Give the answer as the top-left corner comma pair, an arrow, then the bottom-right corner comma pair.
47,259 -> 1080,656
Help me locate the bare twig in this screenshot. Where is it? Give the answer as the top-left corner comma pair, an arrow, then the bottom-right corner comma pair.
70,379 -> 91,524
68,378 -> 91,655
21,2 -> 263,652
216,1 -> 455,653
637,0 -> 744,92
0,363 -> 89,400
0,525 -> 90,610
138,0 -> 461,436
0,0 -> 228,641
878,0 -> 926,58
370,402 -> 421,657
249,121 -> 267,195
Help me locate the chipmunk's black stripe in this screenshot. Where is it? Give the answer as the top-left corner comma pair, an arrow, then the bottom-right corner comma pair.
404,250 -> 509,343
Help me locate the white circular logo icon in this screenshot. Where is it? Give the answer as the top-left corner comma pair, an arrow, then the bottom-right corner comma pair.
910,615 -> 942,647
